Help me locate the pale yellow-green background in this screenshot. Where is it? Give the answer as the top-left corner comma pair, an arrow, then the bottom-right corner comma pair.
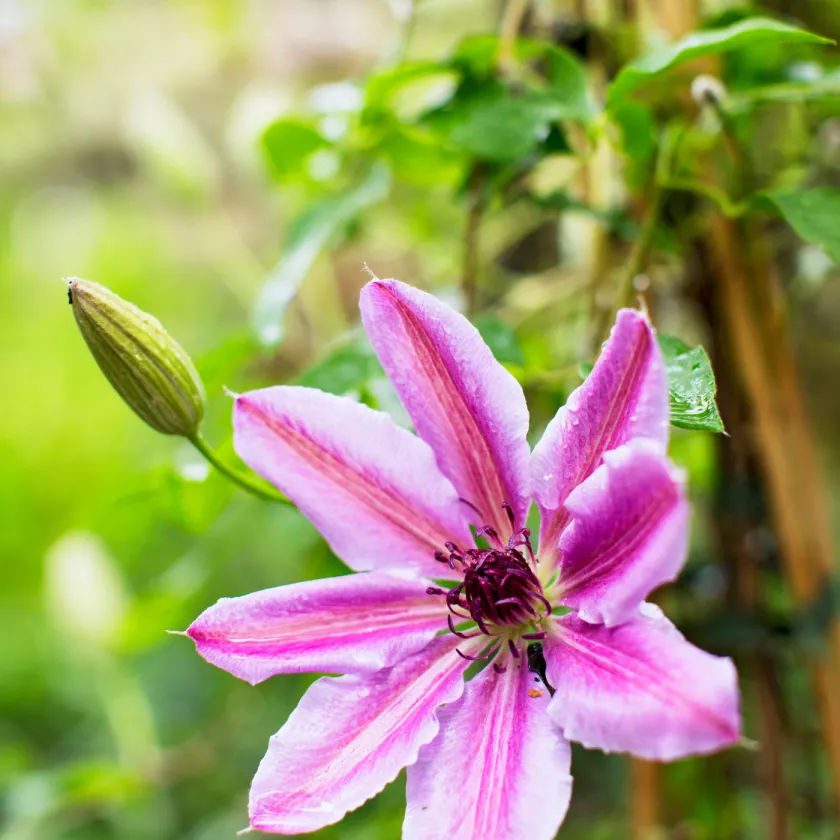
3,2 -> 840,839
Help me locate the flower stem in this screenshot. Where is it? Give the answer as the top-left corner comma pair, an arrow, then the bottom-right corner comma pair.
591,179 -> 663,345
462,164 -> 486,316
614,178 -> 663,315
188,433 -> 291,505
497,0 -> 528,75
596,125 -> 678,343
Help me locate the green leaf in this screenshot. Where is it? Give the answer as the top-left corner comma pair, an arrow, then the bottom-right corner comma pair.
611,101 -> 657,169
539,44 -> 595,121
442,92 -> 555,162
766,187 -> 840,263
473,315 -> 524,365
294,330 -> 382,395
424,83 -> 563,163
607,17 -> 832,108
658,335 -> 725,433
449,34 -> 500,77
252,165 -> 391,346
377,125 -> 464,185
261,120 -> 329,181
364,62 -> 457,121
417,36 -> 592,164
449,35 -> 591,117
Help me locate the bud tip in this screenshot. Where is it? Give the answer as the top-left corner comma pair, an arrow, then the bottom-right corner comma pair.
65,276 -> 81,305
691,75 -> 727,108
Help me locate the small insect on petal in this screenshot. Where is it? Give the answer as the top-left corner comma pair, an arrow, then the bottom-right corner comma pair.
526,641 -> 555,697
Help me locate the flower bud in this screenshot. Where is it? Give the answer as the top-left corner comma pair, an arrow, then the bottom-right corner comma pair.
67,276 -> 206,437
690,75 -> 727,109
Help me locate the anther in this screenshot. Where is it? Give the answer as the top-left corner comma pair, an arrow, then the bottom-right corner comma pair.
447,614 -> 482,639
433,503 -> 546,640
459,497 -> 482,516
502,501 -> 515,527
475,526 -> 502,548
455,644 -> 500,662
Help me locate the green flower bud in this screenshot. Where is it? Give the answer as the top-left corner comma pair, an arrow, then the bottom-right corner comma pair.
68,277 -> 206,437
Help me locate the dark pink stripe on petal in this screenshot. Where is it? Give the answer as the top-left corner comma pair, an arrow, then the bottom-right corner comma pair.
234,387 -> 472,577
248,635 -> 469,835
187,573 -> 450,684
531,309 -> 669,567
361,279 -> 530,538
557,441 -> 689,627
544,611 -> 741,761
404,654 -> 572,840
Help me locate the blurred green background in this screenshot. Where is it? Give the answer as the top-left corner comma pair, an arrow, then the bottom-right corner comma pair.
4,1 -> 840,838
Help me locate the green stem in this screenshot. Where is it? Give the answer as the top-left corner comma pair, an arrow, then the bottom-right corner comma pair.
462,164 -> 486,316
392,0 -> 418,64
593,159 -> 664,344
600,122 -> 691,344
189,433 -> 291,505
613,177 -> 664,315
497,0 -> 529,75
593,126 -> 680,345
658,176 -> 751,218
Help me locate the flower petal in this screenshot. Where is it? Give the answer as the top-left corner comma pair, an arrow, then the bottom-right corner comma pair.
531,309 -> 669,565
556,441 -> 689,626
187,572 -> 449,684
360,279 -> 530,537
248,636 -> 469,834
404,656 -> 572,840
544,610 -> 741,760
234,386 -> 472,577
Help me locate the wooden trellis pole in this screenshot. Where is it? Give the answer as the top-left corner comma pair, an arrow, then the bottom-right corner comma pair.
708,215 -> 840,809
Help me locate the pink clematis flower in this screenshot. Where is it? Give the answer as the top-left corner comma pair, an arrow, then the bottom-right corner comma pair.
187,278 -> 741,838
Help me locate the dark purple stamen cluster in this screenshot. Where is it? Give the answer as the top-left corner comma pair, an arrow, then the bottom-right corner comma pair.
427,503 -> 551,650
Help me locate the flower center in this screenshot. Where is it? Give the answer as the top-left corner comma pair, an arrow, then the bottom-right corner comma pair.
429,503 -> 551,639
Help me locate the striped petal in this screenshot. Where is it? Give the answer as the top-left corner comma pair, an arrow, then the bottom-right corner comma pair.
248,636 -> 469,834
544,610 -> 741,761
360,279 -> 530,538
531,309 -> 669,567
234,386 -> 472,578
187,572 -> 449,683
404,656 -> 572,840
556,441 -> 689,627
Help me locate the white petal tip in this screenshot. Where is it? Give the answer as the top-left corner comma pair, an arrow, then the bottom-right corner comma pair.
236,826 -> 255,835
165,629 -> 189,636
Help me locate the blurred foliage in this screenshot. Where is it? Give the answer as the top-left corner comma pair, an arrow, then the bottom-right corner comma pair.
3,1 -> 840,839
